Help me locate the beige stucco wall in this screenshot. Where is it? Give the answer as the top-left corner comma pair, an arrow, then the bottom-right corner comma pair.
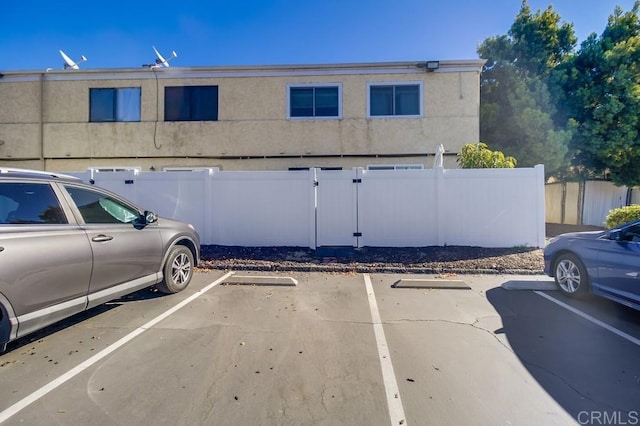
0,61 -> 483,171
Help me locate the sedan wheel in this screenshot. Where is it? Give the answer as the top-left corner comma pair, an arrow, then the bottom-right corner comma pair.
157,246 -> 194,294
554,254 -> 589,296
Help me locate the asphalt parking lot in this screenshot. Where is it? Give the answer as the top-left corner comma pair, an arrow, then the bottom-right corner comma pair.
0,271 -> 639,425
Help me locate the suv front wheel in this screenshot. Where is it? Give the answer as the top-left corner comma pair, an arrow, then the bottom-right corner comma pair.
157,245 -> 194,294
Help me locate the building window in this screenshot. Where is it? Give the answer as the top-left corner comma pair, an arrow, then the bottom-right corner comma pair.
288,166 -> 343,171
90,88 -> 141,122
162,167 -> 218,172
87,167 -> 141,172
368,82 -> 422,118
367,164 -> 424,170
165,86 -> 218,121
288,83 -> 341,119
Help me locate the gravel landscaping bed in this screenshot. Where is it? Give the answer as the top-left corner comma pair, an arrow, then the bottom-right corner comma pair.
197,224 -> 605,275
199,244 -> 545,274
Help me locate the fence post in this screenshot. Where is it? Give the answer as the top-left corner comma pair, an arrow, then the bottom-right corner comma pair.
309,168 -> 318,250
435,166 -> 445,246
535,164 -> 546,247
203,169 -> 215,245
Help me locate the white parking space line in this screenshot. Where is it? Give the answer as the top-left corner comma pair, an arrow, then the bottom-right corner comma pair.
0,271 -> 235,424
535,291 -> 640,347
363,274 -> 407,426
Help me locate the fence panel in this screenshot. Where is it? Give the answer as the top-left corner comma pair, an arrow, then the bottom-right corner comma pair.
66,170 -> 137,201
440,166 -> 545,247
564,182 -> 581,225
132,170 -> 210,242
209,170 -> 315,247
583,181 -> 628,226
545,183 -> 563,224
316,169 -> 358,247
357,169 -> 438,247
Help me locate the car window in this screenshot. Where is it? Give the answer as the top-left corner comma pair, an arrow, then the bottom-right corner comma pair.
622,224 -> 640,242
0,182 -> 68,224
64,185 -> 139,224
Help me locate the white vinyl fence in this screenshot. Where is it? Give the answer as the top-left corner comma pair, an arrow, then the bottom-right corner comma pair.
68,165 -> 546,248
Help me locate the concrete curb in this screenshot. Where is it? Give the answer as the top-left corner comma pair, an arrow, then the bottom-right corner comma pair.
501,280 -> 557,291
222,275 -> 298,286
392,278 -> 471,289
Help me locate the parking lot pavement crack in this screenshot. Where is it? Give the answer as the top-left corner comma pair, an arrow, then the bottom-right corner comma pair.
387,317 -> 609,407
467,317 -> 616,409
518,361 -> 618,409
387,317 -> 516,353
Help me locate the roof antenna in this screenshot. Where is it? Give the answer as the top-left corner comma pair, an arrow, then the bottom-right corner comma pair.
59,50 -> 87,70
144,46 -> 177,68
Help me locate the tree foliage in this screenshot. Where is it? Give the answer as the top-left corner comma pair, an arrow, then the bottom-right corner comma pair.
554,2 -> 640,186
478,1 -> 575,175
457,143 -> 516,169
479,0 -> 640,187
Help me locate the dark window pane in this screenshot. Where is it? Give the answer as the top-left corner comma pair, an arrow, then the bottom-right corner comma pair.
165,86 -> 218,121
0,183 -> 66,224
290,88 -> 314,117
165,87 -> 190,121
395,85 -> 420,115
191,86 -> 218,121
315,87 -> 339,117
370,86 -> 393,116
90,89 -> 115,122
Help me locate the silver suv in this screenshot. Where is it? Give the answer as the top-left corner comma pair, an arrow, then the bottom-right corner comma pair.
0,168 -> 200,351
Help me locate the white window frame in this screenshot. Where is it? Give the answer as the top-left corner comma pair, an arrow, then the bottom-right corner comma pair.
162,167 -> 219,172
367,81 -> 423,119
287,82 -> 342,120
88,166 -> 141,172
367,164 -> 424,171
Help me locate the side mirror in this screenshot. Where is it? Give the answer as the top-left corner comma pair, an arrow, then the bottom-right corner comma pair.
135,211 -> 157,228
609,230 -> 622,241
144,211 -> 158,224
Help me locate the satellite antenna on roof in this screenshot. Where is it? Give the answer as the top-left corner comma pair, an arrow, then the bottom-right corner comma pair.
59,50 -> 87,69
152,46 -> 177,67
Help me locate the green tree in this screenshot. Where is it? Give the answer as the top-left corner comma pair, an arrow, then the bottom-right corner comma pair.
478,0 -> 576,174
457,143 -> 517,169
555,2 -> 640,186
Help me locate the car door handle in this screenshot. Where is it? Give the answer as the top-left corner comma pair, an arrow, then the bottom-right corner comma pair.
91,235 -> 114,242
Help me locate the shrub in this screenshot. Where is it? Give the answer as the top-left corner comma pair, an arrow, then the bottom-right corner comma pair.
605,205 -> 640,229
457,143 -> 517,169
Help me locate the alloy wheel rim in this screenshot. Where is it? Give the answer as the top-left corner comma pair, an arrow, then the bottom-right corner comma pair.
171,253 -> 191,284
556,259 -> 580,293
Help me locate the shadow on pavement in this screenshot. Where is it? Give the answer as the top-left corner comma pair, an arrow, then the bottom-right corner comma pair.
2,286 -> 166,355
486,286 -> 640,421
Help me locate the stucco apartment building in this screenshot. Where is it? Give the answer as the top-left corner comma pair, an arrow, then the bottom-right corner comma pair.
0,59 -> 484,172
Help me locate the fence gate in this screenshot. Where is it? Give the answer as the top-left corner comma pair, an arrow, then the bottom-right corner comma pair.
315,168 -> 361,248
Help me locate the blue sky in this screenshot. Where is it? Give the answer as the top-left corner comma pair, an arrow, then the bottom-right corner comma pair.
2,0 -> 637,71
